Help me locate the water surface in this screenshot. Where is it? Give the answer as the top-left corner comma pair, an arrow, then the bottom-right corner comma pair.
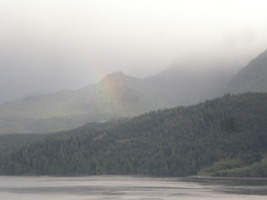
0,176 -> 267,199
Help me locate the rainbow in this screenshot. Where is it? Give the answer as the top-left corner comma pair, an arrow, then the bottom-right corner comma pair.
93,70 -> 124,113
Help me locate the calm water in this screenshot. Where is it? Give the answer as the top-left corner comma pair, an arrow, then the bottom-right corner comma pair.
0,176 -> 267,200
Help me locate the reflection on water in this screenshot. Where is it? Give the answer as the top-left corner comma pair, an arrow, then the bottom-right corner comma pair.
0,176 -> 267,200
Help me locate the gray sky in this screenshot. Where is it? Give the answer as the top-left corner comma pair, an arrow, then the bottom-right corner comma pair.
1,0 -> 267,103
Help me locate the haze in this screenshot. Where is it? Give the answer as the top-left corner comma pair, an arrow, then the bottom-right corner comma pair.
1,0 -> 267,103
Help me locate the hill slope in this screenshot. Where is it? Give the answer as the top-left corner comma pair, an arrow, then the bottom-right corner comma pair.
145,60 -> 231,106
1,93 -> 267,177
228,50 -> 267,93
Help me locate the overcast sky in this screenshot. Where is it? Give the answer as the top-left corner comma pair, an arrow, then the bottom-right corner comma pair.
1,0 -> 267,103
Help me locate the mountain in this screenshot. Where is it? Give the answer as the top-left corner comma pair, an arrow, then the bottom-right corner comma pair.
0,71 -> 169,134
1,93 -> 267,177
145,59 -> 232,106
2,48 -> 266,135
0,61 -> 233,135
228,50 -> 267,93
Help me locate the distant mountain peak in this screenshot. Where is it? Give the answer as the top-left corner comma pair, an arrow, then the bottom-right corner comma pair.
110,71 -> 125,76
99,71 -> 139,85
105,71 -> 125,79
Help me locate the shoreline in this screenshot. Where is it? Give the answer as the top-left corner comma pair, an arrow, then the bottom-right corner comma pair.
187,175 -> 267,181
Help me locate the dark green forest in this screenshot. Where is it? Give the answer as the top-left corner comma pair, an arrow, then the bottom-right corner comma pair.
0,93 -> 267,177
0,133 -> 50,154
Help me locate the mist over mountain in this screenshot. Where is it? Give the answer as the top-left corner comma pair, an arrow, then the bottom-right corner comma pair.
1,0 -> 267,105
1,48 -> 267,134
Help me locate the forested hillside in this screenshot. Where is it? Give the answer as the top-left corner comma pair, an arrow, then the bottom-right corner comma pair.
0,133 -> 49,153
0,93 -> 267,177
